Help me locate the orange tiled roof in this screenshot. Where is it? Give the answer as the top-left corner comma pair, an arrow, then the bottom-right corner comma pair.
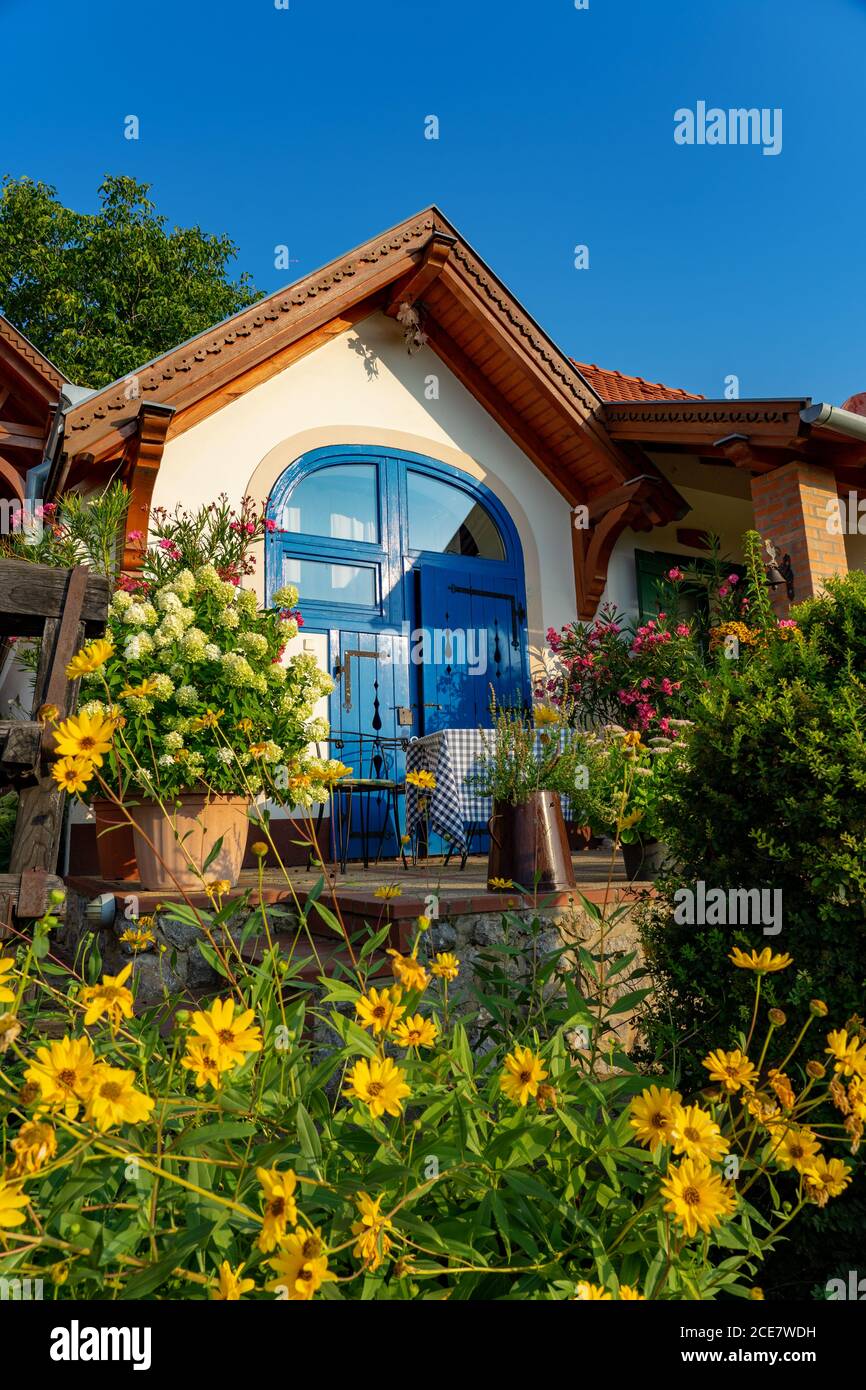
572,360 -> 703,403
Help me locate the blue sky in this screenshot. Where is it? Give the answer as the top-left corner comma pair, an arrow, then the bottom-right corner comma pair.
2,0 -> 865,402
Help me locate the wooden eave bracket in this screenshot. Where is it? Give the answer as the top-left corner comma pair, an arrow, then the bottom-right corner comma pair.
385,232 -> 456,318
121,402 -> 175,569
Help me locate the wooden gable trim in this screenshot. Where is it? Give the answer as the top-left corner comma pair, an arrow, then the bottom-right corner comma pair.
385,231 -> 455,318
167,298 -> 381,444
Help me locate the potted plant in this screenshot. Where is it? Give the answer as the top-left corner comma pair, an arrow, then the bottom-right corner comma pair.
77,496 -> 337,890
592,724 -> 693,881
468,703 -> 603,891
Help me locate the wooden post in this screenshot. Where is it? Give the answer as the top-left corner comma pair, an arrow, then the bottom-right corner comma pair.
9,567 -> 89,877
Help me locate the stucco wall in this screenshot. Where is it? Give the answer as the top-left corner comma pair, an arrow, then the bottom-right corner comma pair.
152,310 -> 577,666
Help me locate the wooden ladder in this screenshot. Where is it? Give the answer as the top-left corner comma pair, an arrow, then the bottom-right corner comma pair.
0,558 -> 109,935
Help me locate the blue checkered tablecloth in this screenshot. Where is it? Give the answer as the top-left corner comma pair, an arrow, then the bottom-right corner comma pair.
405,729 -> 578,851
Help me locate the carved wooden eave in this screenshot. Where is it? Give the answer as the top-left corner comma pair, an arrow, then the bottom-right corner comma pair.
573,471 -> 690,619
120,402 -> 175,569
54,206 -> 634,502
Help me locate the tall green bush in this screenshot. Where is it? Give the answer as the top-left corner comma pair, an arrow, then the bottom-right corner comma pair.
639,572 -> 866,1295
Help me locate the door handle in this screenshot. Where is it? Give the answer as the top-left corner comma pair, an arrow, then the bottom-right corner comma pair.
341,648 -> 378,712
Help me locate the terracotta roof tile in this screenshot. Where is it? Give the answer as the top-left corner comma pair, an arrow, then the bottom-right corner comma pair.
571,360 -> 703,403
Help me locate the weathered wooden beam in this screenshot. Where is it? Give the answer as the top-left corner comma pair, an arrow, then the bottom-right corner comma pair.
0,721 -> 43,785
0,419 -> 44,449
0,559 -> 109,637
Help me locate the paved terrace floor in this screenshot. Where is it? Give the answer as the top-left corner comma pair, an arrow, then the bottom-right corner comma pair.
67,847 -> 637,920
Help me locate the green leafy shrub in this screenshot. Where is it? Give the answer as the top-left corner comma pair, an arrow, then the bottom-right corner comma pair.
639,570 -> 866,1295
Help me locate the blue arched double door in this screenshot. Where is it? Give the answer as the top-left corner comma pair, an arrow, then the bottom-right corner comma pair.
266,446 -> 531,853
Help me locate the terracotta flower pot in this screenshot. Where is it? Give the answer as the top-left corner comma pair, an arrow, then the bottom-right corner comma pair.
487,792 -> 576,892
92,797 -> 139,882
129,794 -> 251,891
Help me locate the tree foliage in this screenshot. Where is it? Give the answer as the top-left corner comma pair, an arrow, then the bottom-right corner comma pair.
0,174 -> 262,387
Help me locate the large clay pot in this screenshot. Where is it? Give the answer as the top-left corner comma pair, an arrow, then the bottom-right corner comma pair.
488,792 -> 576,892
129,794 -> 251,891
92,798 -> 139,882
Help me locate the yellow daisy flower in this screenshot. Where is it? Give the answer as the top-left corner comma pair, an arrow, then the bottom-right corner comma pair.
265,1227 -> 336,1301
430,952 -> 460,982
729,946 -> 792,974
52,710 -> 115,766
189,997 -> 263,1070
661,1157 -> 736,1239
803,1156 -> 852,1205
771,1126 -> 821,1173
85,1064 -> 155,1132
257,1167 -> 299,1252
190,709 -> 224,731
118,926 -> 155,953
212,1261 -> 255,1300
0,1177 -> 29,1229
65,638 -> 113,680
386,949 -> 429,992
533,704 -> 560,726
669,1103 -> 729,1163
702,1048 -> 758,1093
351,1192 -> 395,1271
374,884 -> 402,900
500,1046 -> 548,1106
618,1285 -> 646,1300
628,1084 -> 682,1151
52,756 -> 95,794
574,1281 -> 611,1300
25,1036 -> 96,1118
181,1038 -> 224,1089
393,1013 -> 439,1049
10,1121 -> 57,1175
344,1056 -> 411,1119
0,956 -> 16,1005
488,877 -> 514,890
825,1029 -> 866,1078
406,769 -> 436,790
120,678 -> 159,699
80,963 -> 135,1033
355,986 -> 405,1036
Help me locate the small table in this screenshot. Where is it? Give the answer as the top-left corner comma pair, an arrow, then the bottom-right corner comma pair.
405,729 -> 579,854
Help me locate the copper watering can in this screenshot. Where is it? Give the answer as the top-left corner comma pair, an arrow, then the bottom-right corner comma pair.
487,792 -> 576,892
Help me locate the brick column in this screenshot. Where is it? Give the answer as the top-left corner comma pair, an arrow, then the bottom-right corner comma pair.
750,461 -> 847,613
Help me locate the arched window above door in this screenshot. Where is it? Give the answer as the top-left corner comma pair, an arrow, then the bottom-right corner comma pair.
275,462 -> 379,543
406,470 -> 505,560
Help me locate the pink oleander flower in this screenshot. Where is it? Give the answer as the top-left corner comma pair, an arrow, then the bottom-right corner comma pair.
728,573 -> 739,585
719,584 -> 730,598
127,529 -> 144,543
676,623 -> 690,637
668,568 -> 683,581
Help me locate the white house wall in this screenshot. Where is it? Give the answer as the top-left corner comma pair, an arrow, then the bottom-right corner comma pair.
152,309 -> 577,667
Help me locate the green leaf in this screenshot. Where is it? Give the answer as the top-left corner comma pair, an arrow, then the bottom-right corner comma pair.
295,1102 -> 322,1162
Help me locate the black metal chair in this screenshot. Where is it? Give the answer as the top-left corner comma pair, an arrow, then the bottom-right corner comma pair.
327,734 -> 410,873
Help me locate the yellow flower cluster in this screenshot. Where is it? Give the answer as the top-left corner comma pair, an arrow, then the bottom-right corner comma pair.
180,998 -> 263,1089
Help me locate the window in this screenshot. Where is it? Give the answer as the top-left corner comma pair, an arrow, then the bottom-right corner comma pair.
281,556 -> 377,607
407,471 -> 505,559
277,463 -> 378,543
